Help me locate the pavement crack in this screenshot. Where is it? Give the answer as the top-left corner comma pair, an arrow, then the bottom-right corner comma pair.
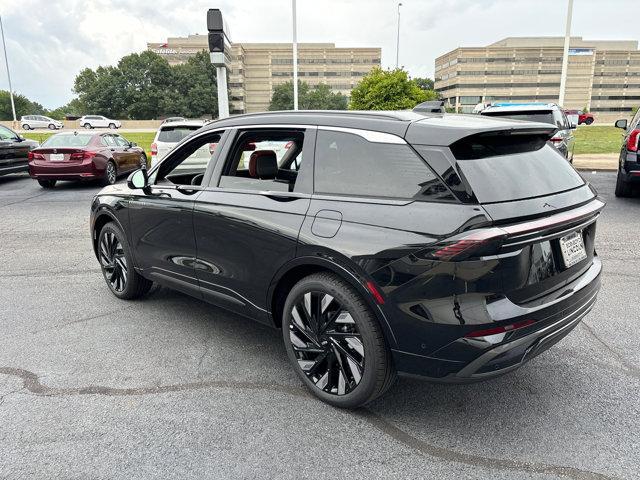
355,409 -> 617,480
30,306 -> 136,334
580,321 -> 640,380
0,366 -> 308,399
0,191 -> 50,209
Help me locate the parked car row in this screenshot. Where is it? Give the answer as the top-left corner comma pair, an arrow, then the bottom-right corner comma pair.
19,115 -> 122,131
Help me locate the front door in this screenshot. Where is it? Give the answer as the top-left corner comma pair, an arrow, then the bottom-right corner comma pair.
126,129 -> 227,297
192,126 -> 315,322
0,126 -> 29,172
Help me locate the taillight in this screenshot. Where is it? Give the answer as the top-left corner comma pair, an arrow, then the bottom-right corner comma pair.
626,129 -> 640,152
28,151 -> 45,161
550,136 -> 563,144
28,151 -> 34,160
465,319 -> 535,338
209,143 -> 217,154
70,151 -> 96,161
151,142 -> 158,156
428,228 -> 507,261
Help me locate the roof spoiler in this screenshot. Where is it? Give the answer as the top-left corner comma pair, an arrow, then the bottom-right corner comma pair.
413,100 -> 445,114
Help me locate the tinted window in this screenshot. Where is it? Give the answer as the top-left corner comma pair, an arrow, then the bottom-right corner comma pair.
42,134 -> 94,148
219,129 -> 305,193
157,126 -> 201,143
154,132 -> 222,186
482,110 -> 555,125
315,130 -> 453,201
450,135 -> 584,203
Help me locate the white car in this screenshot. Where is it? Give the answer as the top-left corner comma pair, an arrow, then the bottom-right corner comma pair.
150,120 -> 210,169
20,115 -> 63,130
79,115 -> 121,129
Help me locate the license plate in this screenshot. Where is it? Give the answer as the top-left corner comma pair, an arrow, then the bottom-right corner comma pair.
49,153 -> 64,162
559,231 -> 587,268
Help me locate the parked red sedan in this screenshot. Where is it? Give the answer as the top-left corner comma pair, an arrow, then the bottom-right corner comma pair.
28,132 -> 147,188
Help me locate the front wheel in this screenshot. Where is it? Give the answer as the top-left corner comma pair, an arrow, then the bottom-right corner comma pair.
109,123 -> 116,129
37,179 -> 56,189
98,223 -> 152,300
282,272 -> 395,408
615,168 -> 632,197
83,123 -> 92,129
585,118 -> 594,125
139,154 -> 147,169
48,123 -> 56,130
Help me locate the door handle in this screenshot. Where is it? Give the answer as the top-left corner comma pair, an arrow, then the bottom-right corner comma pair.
260,191 -> 304,202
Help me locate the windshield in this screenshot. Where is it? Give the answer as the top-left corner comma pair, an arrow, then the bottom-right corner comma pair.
157,126 -> 201,143
482,110 -> 555,125
42,134 -> 93,148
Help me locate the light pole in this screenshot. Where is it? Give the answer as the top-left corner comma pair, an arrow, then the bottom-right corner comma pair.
0,15 -> 17,126
558,0 -> 574,107
395,3 -> 402,69
292,0 -> 298,110
207,9 -> 230,119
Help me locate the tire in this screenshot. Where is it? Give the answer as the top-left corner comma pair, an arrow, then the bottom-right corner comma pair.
615,168 -> 632,197
97,222 -> 152,300
585,118 -> 594,125
139,154 -> 148,169
37,179 -> 56,189
22,124 -> 31,130
103,161 -> 117,186
48,124 -> 56,130
282,272 -> 395,408
83,123 -> 92,129
109,123 -> 116,129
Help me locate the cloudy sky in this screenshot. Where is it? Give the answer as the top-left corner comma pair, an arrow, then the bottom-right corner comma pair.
0,0 -> 637,108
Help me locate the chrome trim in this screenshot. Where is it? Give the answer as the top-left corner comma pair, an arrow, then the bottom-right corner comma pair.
317,125 -> 406,144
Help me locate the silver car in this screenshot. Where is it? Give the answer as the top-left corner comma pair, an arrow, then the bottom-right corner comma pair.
20,115 -> 63,130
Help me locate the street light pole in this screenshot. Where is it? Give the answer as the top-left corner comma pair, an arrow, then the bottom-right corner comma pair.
558,0 -> 574,107
395,3 -> 402,69
292,0 -> 298,110
0,15 -> 17,125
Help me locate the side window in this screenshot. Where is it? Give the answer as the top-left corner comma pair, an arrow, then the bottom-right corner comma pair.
103,135 -> 117,147
154,131 -> 223,186
218,129 -> 305,193
113,135 -> 129,147
314,130 -> 454,201
0,125 -> 16,140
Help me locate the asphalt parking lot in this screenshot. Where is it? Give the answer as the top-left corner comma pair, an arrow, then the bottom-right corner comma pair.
0,172 -> 638,480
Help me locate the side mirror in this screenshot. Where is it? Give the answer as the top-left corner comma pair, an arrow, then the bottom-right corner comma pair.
16,135 -> 25,141
127,168 -> 148,190
130,142 -> 137,147
615,119 -> 628,130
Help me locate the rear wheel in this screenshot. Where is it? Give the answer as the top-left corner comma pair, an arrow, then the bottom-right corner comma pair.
103,161 -> 117,186
615,168 -> 632,197
22,124 -> 31,130
98,223 -> 152,300
282,272 -> 395,408
37,179 -> 56,189
585,117 -> 594,125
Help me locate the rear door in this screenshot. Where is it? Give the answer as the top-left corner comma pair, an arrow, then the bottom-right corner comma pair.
192,126 -> 314,320
113,134 -> 138,171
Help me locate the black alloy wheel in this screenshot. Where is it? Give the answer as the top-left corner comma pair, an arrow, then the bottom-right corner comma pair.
97,223 -> 152,300
99,230 -> 128,293
282,272 -> 395,408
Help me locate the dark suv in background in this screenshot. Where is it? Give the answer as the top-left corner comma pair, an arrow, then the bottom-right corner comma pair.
90,111 -> 603,408
614,111 -> 640,197
480,103 -> 577,161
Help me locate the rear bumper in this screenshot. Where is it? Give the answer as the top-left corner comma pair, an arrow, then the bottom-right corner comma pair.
392,256 -> 601,382
29,161 -> 104,180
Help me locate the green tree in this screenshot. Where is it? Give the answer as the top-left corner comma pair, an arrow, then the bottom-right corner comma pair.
413,76 -> 435,91
269,81 -> 347,111
46,98 -> 87,120
0,90 -> 46,120
172,51 -> 219,118
349,68 -> 437,110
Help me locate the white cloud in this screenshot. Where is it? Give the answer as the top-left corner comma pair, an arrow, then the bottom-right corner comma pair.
0,0 -> 637,108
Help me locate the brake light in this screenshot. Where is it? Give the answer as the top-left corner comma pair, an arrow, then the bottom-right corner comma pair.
430,228 -> 507,261
465,319 -> 535,338
550,136 -> 563,143
28,151 -> 45,161
70,151 -> 96,161
151,142 -> 158,156
626,129 -> 640,152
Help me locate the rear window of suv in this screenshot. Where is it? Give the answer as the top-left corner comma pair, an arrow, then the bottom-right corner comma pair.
314,129 -> 454,201
448,133 -> 584,203
157,126 -> 202,143
482,110 -> 555,125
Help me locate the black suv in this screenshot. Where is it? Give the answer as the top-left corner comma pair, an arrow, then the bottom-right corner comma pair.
90,111 -> 603,408
614,111 -> 640,197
